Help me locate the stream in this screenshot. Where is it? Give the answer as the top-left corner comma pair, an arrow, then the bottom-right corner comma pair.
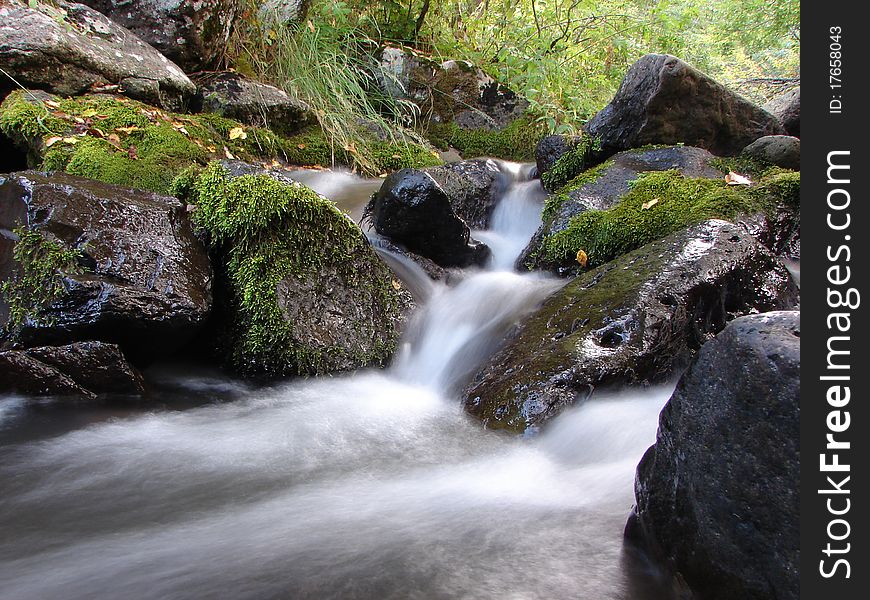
0,163 -> 676,600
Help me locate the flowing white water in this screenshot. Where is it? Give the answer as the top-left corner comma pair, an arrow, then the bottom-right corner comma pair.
0,167 -> 675,600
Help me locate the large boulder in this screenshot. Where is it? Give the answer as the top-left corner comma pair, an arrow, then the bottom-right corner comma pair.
628,311 -> 799,600
367,160 -> 507,267
0,171 -> 213,361
192,72 -> 313,136
585,54 -> 784,157
742,135 -> 800,171
0,0 -> 195,110
78,0 -> 240,73
191,163 -> 410,377
463,220 -> 798,433
0,341 -> 144,398
764,87 -> 800,138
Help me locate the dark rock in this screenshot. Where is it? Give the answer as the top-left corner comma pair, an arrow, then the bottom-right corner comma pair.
535,134 -> 583,183
0,341 -> 144,398
763,87 -> 800,137
585,54 -> 784,157
79,0 -> 240,73
519,146 -> 725,273
742,135 -> 800,171
0,171 -> 212,361
0,0 -> 195,111
376,47 -> 529,129
192,72 -> 312,136
368,160 -> 507,267
464,220 -> 798,433
631,311 -> 799,600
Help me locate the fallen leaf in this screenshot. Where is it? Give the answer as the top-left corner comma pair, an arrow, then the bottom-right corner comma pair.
115,126 -> 140,134
44,136 -> 63,148
107,133 -> 122,148
81,109 -> 98,118
297,144 -> 306,150
391,153 -> 402,159
307,19 -> 315,32
44,100 -> 61,109
89,127 -> 106,138
229,127 -> 247,140
725,171 -> 752,186
641,198 -> 659,210
576,249 -> 588,267
224,146 -> 235,160
391,280 -> 402,291
73,116 -> 85,124
207,145 -> 217,153
62,136 -> 79,145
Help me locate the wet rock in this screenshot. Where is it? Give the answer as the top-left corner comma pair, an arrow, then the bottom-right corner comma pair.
742,135 -> 800,171
764,87 -> 800,137
0,341 -> 145,398
519,146 -> 725,273
585,54 -> 784,157
0,0 -> 195,111
192,72 -> 312,136
629,311 -> 799,600
78,0 -> 240,73
464,220 -> 798,433
367,160 -> 507,267
0,171 -> 212,361
534,134 -> 584,185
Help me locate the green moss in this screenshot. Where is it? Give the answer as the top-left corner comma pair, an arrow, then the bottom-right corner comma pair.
0,91 -> 67,141
539,170 -> 783,268
426,116 -> 544,161
540,135 -> 602,192
541,160 -> 613,222
192,163 -> 401,376
1,228 -> 82,332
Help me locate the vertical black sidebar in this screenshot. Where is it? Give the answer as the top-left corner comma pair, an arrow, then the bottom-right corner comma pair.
802,2 -> 869,598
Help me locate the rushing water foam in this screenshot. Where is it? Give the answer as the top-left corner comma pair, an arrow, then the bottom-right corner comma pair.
0,167 -> 675,600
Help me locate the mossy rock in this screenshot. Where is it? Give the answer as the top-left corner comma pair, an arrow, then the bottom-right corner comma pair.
520,145 -> 800,275
463,220 -> 798,434
0,90 -> 443,193
426,116 -> 545,162
190,163 -> 410,377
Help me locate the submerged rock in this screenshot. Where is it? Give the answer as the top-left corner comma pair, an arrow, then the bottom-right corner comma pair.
463,220 -> 798,433
585,54 -> 784,157
629,311 -> 799,600
0,171 -> 212,361
764,87 -> 800,138
0,0 -> 195,110
192,72 -> 313,136
0,341 -> 145,398
367,160 -> 507,267
78,0 -> 240,73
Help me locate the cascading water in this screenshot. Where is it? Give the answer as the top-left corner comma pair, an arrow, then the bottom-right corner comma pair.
0,164 -> 675,600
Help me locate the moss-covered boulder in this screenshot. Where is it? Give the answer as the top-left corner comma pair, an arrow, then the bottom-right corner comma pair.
0,90 -> 441,193
0,341 -> 145,398
520,146 -> 800,275
0,0 -> 195,111
366,160 -> 508,268
78,0 -> 240,73
190,163 -> 409,377
585,54 -> 784,158
0,171 -> 213,361
629,311 -> 799,600
462,220 -> 798,434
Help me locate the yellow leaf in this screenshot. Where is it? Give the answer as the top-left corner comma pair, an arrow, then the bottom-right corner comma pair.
44,136 -> 63,148
725,171 -> 752,186
62,136 -> 79,145
44,100 -> 61,109
81,109 -> 98,118
641,198 -> 659,210
228,127 -> 247,140
391,280 -> 402,291
115,126 -> 140,134
576,249 -> 588,267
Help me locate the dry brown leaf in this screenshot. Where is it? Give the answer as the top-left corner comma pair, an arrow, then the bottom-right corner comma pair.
641,198 -> 659,210
297,144 -> 306,150
89,127 -> 106,138
576,249 -> 588,267
44,136 -> 63,148
44,100 -> 61,109
107,133 -> 122,148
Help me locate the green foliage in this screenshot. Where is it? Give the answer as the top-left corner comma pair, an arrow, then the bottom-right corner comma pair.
426,116 -> 544,161
1,228 -> 81,331
540,135 -> 602,192
539,169 -> 786,268
191,163 -> 400,376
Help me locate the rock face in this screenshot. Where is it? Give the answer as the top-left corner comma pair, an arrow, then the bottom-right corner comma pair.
629,311 -> 799,600
376,47 -> 529,130
764,87 -> 800,138
78,0 -> 239,73
464,220 -> 798,433
519,145 -> 724,273
368,160 -> 507,267
192,72 -> 312,136
0,171 -> 212,361
0,0 -> 195,110
585,54 -> 784,157
0,341 -> 144,397
742,135 -> 800,171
